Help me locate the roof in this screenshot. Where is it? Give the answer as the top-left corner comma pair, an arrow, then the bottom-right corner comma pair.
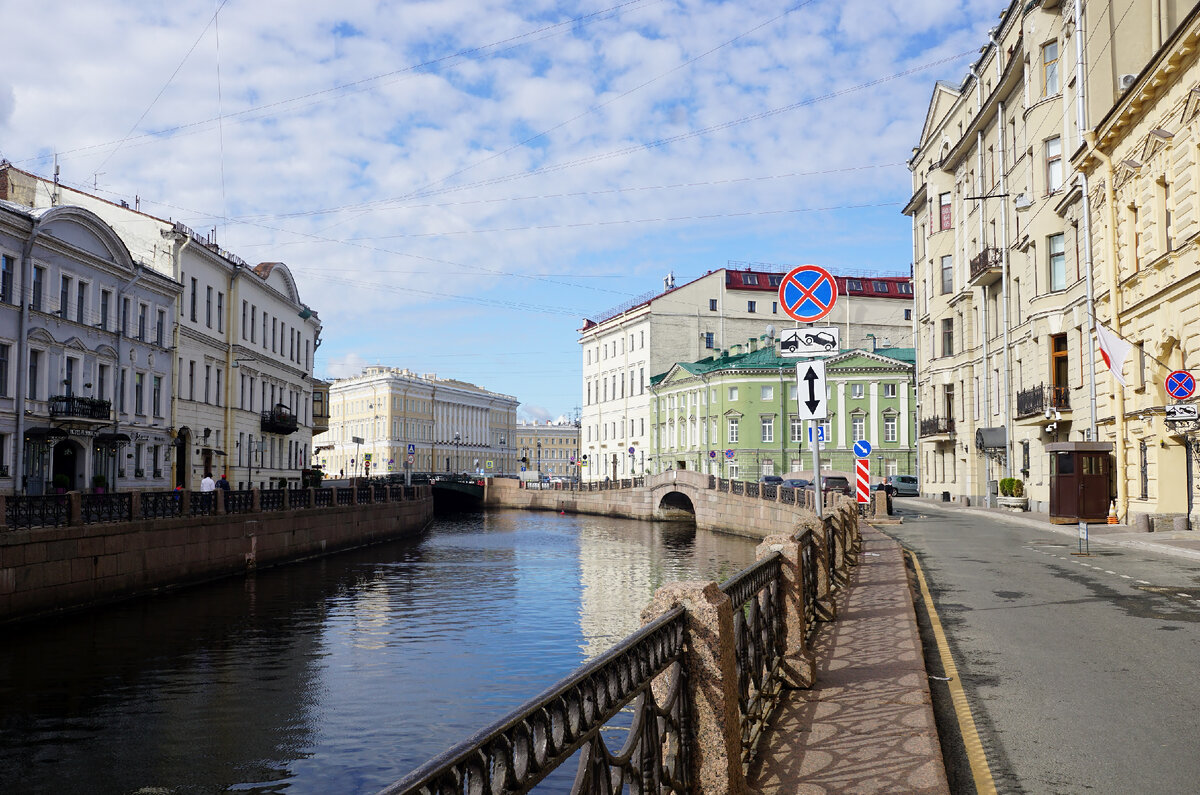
653,345 -> 915,383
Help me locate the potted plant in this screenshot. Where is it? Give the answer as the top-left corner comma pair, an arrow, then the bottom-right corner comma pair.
53,473 -> 71,494
92,474 -> 107,494
997,477 -> 1028,511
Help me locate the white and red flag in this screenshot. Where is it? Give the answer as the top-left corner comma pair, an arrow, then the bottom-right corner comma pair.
1096,323 -> 1133,387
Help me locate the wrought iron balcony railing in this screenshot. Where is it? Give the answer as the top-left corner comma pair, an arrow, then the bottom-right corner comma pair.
48,395 -> 112,420
1016,384 -> 1071,418
260,407 -> 299,435
969,246 -> 1003,283
919,416 -> 956,437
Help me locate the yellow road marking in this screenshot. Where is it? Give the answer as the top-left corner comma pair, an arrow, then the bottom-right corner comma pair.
908,551 -> 998,795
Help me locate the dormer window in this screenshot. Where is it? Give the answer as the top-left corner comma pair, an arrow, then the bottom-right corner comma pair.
743,274 -> 758,285
846,279 -> 862,291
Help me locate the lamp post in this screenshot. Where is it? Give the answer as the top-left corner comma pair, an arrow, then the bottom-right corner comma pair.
453,432 -> 461,474
536,441 -> 542,481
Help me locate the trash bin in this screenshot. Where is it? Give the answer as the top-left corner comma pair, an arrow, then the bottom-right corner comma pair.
941,491 -> 951,502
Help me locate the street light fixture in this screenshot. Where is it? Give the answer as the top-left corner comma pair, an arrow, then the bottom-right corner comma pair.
453,432 -> 461,474
536,441 -> 542,481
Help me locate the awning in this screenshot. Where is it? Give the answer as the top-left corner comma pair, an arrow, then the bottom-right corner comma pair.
202,448 -> 228,457
24,427 -> 68,442
975,427 -> 1007,450
95,432 -> 132,446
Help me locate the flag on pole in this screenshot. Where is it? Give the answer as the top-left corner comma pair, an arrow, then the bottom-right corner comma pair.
1096,323 -> 1133,387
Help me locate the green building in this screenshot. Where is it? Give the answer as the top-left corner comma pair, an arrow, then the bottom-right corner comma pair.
649,345 -> 917,481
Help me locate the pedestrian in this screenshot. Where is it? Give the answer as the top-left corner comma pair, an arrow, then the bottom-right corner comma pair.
200,472 -> 216,492
217,474 -> 231,492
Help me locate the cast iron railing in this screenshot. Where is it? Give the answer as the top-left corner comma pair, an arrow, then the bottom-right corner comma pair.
81,493 -> 133,525
718,478 -> 729,492
260,407 -> 299,434
720,554 -> 784,767
761,483 -> 777,500
1016,383 -> 1071,417
745,482 -> 760,498
48,395 -> 111,420
378,606 -> 691,795
780,486 -> 795,505
731,480 -> 744,495
798,529 -> 819,633
190,492 -> 215,516
314,488 -> 334,508
969,246 -> 1002,281
919,416 -> 955,437
260,489 -> 285,511
288,489 -> 310,509
337,487 -> 354,506
226,490 -> 254,514
142,491 -> 183,519
357,487 -> 371,504
7,495 -> 70,528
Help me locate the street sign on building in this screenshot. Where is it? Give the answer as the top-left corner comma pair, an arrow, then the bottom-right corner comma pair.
725,449 -> 735,459
1166,370 -> 1196,400
778,265 -> 838,323
795,361 -> 828,421
779,326 -> 840,357
1165,404 -> 1199,422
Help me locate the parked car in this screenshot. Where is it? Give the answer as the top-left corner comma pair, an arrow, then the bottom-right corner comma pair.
782,478 -> 809,489
887,474 -> 919,496
807,475 -> 852,496
760,475 -> 783,485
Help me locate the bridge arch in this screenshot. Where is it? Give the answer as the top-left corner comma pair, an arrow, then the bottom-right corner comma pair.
657,490 -> 696,520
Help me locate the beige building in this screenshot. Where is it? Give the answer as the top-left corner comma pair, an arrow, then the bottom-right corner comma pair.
907,0 -> 1197,523
323,366 -> 517,478
1074,2 -> 1200,525
513,421 -> 580,479
579,266 -> 912,482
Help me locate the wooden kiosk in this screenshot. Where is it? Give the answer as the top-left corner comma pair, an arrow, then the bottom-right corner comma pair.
1046,441 -> 1115,524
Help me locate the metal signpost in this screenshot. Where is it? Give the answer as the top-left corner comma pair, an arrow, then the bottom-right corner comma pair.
1074,521 -> 1091,556
795,360 -> 829,517
853,439 -> 872,505
405,443 -> 416,486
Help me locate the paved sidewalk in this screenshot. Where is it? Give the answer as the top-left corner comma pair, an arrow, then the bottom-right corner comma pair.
906,497 -> 1200,562
747,526 -> 949,795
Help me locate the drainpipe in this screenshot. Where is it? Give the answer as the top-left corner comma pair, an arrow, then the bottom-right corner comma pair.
1074,0 -> 1099,440
1086,131 -> 1127,521
168,230 -> 193,487
223,264 -> 243,481
998,100 -> 1012,480
14,215 -> 45,493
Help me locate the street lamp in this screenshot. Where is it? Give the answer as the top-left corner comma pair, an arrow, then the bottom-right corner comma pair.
536,441 -> 542,481
453,432 -> 461,474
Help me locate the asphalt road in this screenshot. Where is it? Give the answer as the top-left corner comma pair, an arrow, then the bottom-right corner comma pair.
884,499 -> 1200,795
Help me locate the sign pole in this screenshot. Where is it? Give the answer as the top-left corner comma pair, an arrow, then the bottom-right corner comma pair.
811,421 -> 822,519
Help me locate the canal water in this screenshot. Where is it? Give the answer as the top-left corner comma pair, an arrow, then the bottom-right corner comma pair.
0,510 -> 759,794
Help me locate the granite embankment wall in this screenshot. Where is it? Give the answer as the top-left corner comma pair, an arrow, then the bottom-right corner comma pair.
0,491 -> 434,625
485,470 -> 815,540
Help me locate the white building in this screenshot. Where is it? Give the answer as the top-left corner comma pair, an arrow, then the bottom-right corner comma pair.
323,366 -> 518,478
578,266 -> 913,481
1,165 -> 323,489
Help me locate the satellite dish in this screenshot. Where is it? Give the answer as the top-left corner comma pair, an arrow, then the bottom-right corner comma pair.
765,325 -> 776,339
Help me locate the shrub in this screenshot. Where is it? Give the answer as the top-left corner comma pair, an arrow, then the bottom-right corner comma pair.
53,473 -> 71,490
92,474 -> 107,488
999,478 -> 1025,497
1011,478 -> 1025,497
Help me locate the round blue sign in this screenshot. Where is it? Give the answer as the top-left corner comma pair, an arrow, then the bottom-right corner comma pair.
778,265 -> 838,323
709,450 -> 717,458
1166,370 -> 1196,400
853,439 -> 872,458
724,449 -> 735,460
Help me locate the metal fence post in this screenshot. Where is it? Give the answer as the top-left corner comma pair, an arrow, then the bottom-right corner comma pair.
641,581 -> 750,795
755,536 -> 816,689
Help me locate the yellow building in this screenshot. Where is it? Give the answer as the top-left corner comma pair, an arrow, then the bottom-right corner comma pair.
324,366 -> 518,478
513,421 -> 581,480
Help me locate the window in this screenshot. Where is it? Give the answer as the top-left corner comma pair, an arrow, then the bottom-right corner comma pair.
761,386 -> 773,401
1045,136 -> 1062,193
118,368 -> 126,412
883,383 -> 897,398
251,305 -> 257,343
1048,233 -> 1066,291
728,386 -> 738,401
98,364 -> 108,403
64,357 -> 75,396
846,279 -> 862,291
747,301 -> 756,313
705,332 -> 714,349
188,361 -> 195,401
743,273 -> 758,285
204,365 -> 211,403
771,301 -> 777,314
768,274 -> 782,287
852,415 -> 865,442
0,344 -> 7,397
897,283 -> 913,295
217,292 -> 224,332
0,254 -> 11,303
939,192 -> 952,230
790,415 -> 803,442
59,275 -> 71,320
135,372 -> 145,415
728,417 -> 739,443
1042,40 -> 1059,96
31,266 -> 44,312
940,255 -> 953,294
121,298 -> 129,335
190,277 -> 197,322
761,416 -> 774,443
1051,333 -> 1069,391
851,383 -> 865,399
872,281 -> 889,292
205,286 -> 213,327
153,376 -> 162,416
884,415 -> 898,442
138,304 -> 147,340
941,318 -> 954,357
76,282 -> 87,324
100,290 -> 111,330
904,309 -> 913,320
28,350 -> 38,400
156,310 -> 165,346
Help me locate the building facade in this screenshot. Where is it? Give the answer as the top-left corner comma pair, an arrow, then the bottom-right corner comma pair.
323,366 -> 518,478
648,344 -> 916,482
579,267 -> 913,482
514,421 -> 581,479
0,165 -> 323,490
906,0 -> 1197,521
0,201 -> 180,494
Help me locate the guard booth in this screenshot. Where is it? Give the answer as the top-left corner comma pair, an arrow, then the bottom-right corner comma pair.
1046,441 -> 1115,524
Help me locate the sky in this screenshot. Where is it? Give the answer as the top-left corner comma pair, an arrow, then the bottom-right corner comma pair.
0,0 -> 1000,422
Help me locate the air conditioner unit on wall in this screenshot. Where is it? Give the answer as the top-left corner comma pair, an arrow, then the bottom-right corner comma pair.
1118,74 -> 1137,92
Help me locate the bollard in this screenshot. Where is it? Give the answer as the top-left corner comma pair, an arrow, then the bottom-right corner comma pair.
756,535 -> 816,688
641,582 -> 749,795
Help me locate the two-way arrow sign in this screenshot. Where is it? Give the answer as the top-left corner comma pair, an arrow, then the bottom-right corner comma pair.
796,361 -> 827,421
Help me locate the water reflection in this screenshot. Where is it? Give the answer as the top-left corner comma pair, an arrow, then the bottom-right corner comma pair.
0,511 -> 756,794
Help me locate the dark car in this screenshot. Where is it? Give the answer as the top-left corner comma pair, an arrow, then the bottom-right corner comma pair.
782,478 -> 809,489
807,475 -> 852,496
760,475 -> 784,485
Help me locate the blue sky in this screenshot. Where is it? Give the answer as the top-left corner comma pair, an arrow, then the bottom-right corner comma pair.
0,0 -> 999,421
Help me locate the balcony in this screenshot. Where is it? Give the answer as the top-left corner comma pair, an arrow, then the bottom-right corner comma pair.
968,246 -> 1003,286
919,416 -> 956,439
1016,384 -> 1071,420
261,405 -> 299,435
49,395 -> 112,422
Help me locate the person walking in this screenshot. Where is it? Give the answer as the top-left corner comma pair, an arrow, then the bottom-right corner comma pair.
200,472 -> 216,492
217,474 -> 231,492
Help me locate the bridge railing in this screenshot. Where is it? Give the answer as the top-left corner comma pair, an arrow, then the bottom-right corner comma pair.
378,497 -> 861,795
0,484 -> 432,532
